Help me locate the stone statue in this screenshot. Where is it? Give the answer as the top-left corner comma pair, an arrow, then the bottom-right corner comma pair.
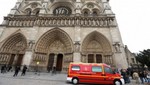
28,41 -> 35,49
74,42 -> 80,52
113,42 -> 121,52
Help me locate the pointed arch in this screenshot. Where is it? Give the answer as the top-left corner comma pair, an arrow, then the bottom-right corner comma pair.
1,32 -> 27,54
82,8 -> 90,16
35,28 -> 73,53
20,2 -> 42,15
32,8 -> 40,15
82,31 -> 112,53
24,8 -> 32,15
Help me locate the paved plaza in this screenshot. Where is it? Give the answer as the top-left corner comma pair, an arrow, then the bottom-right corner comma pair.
0,72 -> 146,85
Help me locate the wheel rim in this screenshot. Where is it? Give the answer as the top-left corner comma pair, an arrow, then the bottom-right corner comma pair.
73,79 -> 78,84
115,81 -> 121,85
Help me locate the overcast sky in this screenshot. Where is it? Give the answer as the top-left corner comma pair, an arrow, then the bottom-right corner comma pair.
0,0 -> 149,53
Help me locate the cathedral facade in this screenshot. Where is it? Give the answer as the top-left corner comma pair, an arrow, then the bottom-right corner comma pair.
0,0 -> 128,72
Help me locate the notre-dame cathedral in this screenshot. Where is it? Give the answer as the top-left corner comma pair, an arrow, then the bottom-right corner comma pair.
0,0 -> 129,72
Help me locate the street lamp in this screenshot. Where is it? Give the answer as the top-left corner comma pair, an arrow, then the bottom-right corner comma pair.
36,61 -> 40,75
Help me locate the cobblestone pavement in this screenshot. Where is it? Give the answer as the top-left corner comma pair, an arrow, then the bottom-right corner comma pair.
0,72 -> 147,85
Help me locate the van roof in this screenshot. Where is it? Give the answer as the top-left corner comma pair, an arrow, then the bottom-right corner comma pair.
70,62 -> 110,67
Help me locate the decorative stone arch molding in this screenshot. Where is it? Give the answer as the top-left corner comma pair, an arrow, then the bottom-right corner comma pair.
19,2 -> 42,15
48,1 -> 75,15
81,31 -> 113,64
0,32 -> 27,65
81,8 -> 90,16
92,8 -> 101,16
35,28 -> 74,53
0,33 -> 27,53
81,2 -> 103,15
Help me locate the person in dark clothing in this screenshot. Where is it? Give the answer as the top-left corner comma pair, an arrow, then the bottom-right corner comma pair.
7,65 -> 12,72
1,65 -> 6,73
47,66 -> 51,73
21,65 -> 27,76
121,69 -> 128,84
1,65 -> 4,73
13,66 -> 20,77
126,69 -> 131,83
139,71 -> 144,84
52,66 -> 56,75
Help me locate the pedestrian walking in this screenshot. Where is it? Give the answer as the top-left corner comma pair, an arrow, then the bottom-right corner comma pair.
52,66 -> 56,75
133,71 -> 140,84
121,69 -> 128,84
1,65 -> 6,73
47,66 -> 51,73
139,71 -> 144,84
146,71 -> 150,84
143,70 -> 148,83
126,69 -> 131,83
21,65 -> 27,76
7,65 -> 12,72
1,65 -> 4,73
13,66 -> 20,77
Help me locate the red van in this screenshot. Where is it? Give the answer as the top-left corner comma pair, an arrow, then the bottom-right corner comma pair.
67,63 -> 124,85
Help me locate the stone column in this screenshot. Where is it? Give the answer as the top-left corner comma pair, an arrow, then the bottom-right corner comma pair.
13,54 -> 18,65
75,0 -> 81,16
73,53 -> 81,62
22,51 -> 33,66
94,54 -> 96,63
73,41 -> 81,62
53,54 -> 57,67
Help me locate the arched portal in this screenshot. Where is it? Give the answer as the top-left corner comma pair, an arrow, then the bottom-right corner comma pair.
81,31 -> 113,64
34,28 -> 73,71
0,33 -> 27,66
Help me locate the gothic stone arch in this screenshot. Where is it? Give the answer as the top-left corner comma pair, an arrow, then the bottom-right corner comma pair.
0,33 -> 27,66
81,31 -> 113,65
32,28 -> 73,71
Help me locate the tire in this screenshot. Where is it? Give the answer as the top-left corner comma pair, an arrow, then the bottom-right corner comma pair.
72,78 -> 79,85
114,80 -> 122,85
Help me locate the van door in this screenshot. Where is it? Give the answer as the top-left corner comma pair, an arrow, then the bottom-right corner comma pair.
91,66 -> 105,84
103,66 -> 114,84
78,65 -> 93,83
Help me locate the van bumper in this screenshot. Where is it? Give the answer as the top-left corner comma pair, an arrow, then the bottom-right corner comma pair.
67,77 -> 72,82
120,78 -> 125,85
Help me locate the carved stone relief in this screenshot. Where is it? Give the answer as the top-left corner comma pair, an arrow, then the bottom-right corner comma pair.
50,40 -> 66,52
86,40 -> 102,52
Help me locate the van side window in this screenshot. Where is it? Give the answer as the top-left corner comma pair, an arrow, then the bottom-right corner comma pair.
104,67 -> 113,74
72,66 -> 80,71
92,66 -> 102,72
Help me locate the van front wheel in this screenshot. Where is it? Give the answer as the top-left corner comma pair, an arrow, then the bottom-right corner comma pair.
72,78 -> 79,84
114,80 -> 122,85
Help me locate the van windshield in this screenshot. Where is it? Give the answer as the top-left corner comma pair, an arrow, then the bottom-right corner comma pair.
104,67 -> 113,74
71,66 -> 80,71
92,66 -> 102,72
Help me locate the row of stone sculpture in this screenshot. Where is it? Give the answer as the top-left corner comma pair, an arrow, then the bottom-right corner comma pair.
6,17 -> 116,27
0,54 -> 9,62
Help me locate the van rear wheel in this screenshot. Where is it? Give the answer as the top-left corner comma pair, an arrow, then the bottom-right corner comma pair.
114,80 -> 122,85
72,78 -> 79,84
